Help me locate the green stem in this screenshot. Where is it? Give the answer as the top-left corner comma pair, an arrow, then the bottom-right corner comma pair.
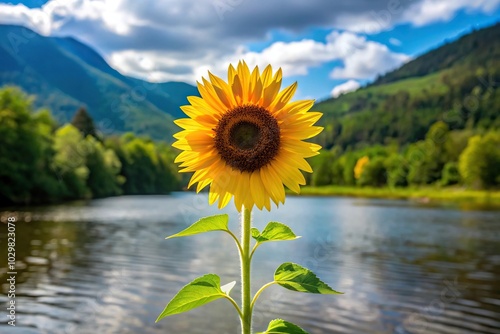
250,281 -> 276,313
240,207 -> 252,334
249,242 -> 259,262
227,229 -> 244,257
223,295 -> 243,320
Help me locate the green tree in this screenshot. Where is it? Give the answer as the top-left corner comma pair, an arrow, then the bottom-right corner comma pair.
0,87 -> 48,204
358,156 -> 387,187
459,132 -> 500,188
52,124 -> 90,199
71,107 -> 98,138
311,151 -> 335,186
116,133 -> 180,194
440,162 -> 460,186
85,136 -> 123,198
407,122 -> 450,185
385,154 -> 409,188
31,109 -> 67,201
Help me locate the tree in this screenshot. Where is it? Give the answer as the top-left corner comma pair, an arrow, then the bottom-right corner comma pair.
85,136 -> 123,198
358,157 -> 387,187
52,124 -> 90,199
311,152 -> 335,186
440,162 -> 460,186
354,156 -> 369,180
71,107 -> 98,138
459,132 -> 500,188
31,109 -> 67,201
406,122 -> 450,185
386,154 -> 408,188
0,87 -> 48,205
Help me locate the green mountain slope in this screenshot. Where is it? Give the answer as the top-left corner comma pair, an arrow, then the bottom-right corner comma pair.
0,25 -> 198,139
314,22 -> 500,149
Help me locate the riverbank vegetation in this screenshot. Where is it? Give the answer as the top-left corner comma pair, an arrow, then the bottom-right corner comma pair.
303,121 -> 500,206
0,87 -> 180,206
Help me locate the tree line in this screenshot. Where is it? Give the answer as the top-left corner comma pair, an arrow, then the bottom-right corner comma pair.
0,86 -> 181,206
307,121 -> 500,190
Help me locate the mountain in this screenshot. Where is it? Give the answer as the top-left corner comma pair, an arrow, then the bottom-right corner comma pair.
0,25 -> 198,140
314,22 -> 500,149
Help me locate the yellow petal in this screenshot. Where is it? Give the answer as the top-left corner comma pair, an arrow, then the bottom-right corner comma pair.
277,100 -> 315,120
218,191 -> 232,209
281,140 -> 322,157
228,64 -> 237,86
282,126 -> 324,140
250,171 -> 266,210
232,74 -> 244,105
260,165 -> 284,206
249,68 -> 263,104
237,61 -> 251,101
269,82 -> 298,114
208,71 -> 236,109
174,118 -> 204,130
196,178 -> 212,193
262,72 -> 282,108
187,95 -> 222,116
260,64 -> 273,88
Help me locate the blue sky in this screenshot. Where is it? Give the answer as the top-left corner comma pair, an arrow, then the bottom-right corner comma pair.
0,0 -> 499,100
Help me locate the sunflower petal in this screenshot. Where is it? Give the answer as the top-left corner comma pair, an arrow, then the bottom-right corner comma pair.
228,64 -> 237,86
232,74 -> 244,105
172,61 -> 324,211
260,65 -> 273,87
269,82 -> 298,114
250,171 -> 266,210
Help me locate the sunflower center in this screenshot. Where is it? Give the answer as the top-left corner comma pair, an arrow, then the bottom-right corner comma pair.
214,104 -> 280,173
230,122 -> 261,150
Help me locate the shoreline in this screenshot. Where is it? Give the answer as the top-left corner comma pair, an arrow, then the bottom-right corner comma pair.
293,186 -> 500,210
2,187 -> 500,211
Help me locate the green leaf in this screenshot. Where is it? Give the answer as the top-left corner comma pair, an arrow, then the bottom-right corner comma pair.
257,319 -> 309,334
251,227 -> 261,239
274,263 -> 342,294
166,214 -> 229,239
156,274 -> 231,322
252,222 -> 300,243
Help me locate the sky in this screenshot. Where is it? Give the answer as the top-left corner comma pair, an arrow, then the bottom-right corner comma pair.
0,0 -> 499,100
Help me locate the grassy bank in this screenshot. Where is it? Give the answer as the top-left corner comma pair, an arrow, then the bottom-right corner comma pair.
296,186 -> 500,209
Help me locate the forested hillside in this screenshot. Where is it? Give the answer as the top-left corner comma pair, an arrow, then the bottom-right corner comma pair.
0,25 -> 198,140
314,23 -> 500,149
308,23 -> 500,191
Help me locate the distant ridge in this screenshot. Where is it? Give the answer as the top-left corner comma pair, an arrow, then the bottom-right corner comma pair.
314,22 -> 500,149
0,24 -> 199,140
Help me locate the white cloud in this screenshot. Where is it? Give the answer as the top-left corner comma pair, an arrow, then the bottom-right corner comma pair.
0,4 -> 51,34
402,0 -> 500,27
334,0 -> 500,33
221,31 -> 409,82
0,0 -> 495,84
328,32 -> 410,79
107,29 -> 410,83
331,80 -> 361,98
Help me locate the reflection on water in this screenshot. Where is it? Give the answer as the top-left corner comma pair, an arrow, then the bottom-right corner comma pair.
1,194 -> 499,333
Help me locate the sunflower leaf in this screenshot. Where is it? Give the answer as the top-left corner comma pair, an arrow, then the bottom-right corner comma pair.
274,263 -> 342,295
252,222 -> 300,243
156,274 -> 230,321
251,227 -> 261,239
257,319 -> 309,334
166,214 -> 229,239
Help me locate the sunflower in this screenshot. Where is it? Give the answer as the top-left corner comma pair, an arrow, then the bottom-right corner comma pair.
173,61 -> 323,211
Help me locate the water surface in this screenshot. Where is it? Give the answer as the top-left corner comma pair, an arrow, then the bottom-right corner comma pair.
1,194 -> 499,333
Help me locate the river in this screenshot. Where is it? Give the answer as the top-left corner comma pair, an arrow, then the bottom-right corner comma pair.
1,194 -> 499,334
